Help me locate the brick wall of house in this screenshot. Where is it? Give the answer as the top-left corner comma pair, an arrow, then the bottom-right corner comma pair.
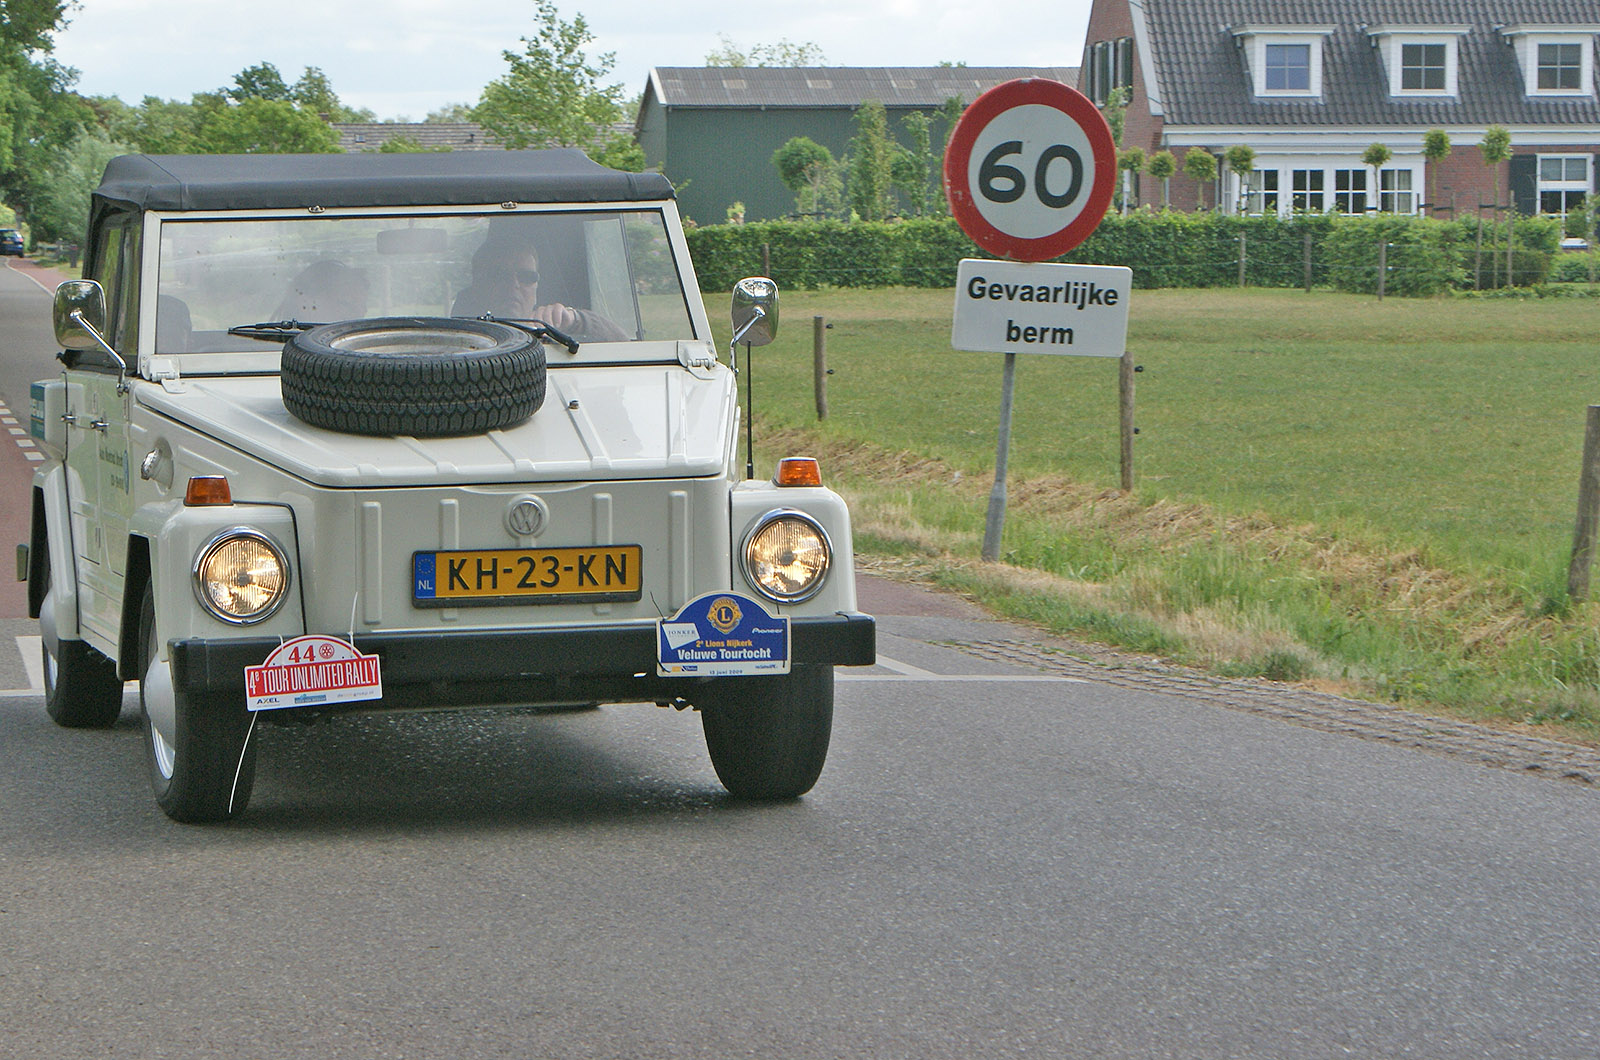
1080,0 -> 1186,209
1428,145 -> 1591,218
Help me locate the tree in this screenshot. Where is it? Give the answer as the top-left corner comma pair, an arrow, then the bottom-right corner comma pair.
772,136 -> 841,218
1362,143 -> 1392,211
847,100 -> 897,221
1479,125 -> 1511,214
1100,86 -> 1129,146
1117,147 -> 1145,213
1421,128 -> 1450,214
705,35 -> 825,67
426,102 -> 477,123
227,62 -> 293,103
0,1 -> 94,227
1225,144 -> 1255,213
894,111 -> 934,217
196,98 -> 341,154
1183,148 -> 1217,209
473,0 -> 631,160
1147,149 -> 1176,208
26,124 -> 130,244
935,96 -> 965,214
291,67 -> 375,122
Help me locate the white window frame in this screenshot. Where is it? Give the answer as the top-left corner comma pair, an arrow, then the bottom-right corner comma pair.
1502,26 -> 1600,97
1379,169 -> 1417,214
1537,154 -> 1592,218
1367,26 -> 1469,98
1233,26 -> 1334,98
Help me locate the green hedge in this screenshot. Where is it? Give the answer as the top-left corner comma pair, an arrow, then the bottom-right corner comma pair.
685,211 -> 1557,296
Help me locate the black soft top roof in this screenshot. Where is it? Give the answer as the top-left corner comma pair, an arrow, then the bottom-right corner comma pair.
93,149 -> 674,215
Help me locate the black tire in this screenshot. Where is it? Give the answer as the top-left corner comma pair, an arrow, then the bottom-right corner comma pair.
40,548 -> 123,729
138,586 -> 257,822
280,316 -> 546,436
698,666 -> 833,799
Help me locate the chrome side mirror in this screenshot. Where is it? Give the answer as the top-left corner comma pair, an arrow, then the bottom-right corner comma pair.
731,277 -> 778,348
53,279 -> 108,351
53,279 -> 129,392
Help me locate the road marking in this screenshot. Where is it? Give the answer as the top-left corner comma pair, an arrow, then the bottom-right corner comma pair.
16,635 -> 43,692
845,653 -> 1088,683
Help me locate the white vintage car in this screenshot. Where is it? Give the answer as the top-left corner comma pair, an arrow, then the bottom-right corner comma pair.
21,150 -> 874,821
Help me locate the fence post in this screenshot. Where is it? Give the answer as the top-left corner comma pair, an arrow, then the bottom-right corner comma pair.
1506,211 -> 1516,287
1568,405 -> 1600,600
813,315 -> 829,420
1119,352 -> 1136,492
1303,231 -> 1313,292
1237,233 -> 1247,288
761,242 -> 770,279
1377,239 -> 1387,300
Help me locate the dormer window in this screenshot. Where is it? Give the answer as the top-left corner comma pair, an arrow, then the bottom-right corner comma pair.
1265,44 -> 1310,90
1233,25 -> 1334,97
1502,24 -> 1600,96
1368,25 -> 1468,97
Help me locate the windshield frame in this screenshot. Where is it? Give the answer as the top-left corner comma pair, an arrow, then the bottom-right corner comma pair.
136,198 -> 712,379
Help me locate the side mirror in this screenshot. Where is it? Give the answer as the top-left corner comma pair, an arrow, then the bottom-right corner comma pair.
731,276 -> 778,347
53,279 -> 129,391
53,279 -> 108,351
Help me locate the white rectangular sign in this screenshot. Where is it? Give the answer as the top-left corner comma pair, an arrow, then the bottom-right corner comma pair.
952,259 -> 1132,357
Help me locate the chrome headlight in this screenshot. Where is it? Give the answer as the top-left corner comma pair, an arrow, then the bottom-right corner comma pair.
743,511 -> 831,603
193,530 -> 290,624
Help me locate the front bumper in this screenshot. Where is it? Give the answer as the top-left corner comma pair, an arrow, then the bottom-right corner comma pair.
169,612 -> 876,706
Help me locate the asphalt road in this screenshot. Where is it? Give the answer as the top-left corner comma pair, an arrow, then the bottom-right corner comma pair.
3,256 -> 1600,1058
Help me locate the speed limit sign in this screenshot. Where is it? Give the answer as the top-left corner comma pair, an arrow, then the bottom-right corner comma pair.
944,78 -> 1116,261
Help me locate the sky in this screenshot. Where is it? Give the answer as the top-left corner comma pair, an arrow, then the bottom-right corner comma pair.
49,0 -> 1094,121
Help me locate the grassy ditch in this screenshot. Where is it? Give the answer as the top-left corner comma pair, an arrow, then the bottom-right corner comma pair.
728,286 -> 1600,744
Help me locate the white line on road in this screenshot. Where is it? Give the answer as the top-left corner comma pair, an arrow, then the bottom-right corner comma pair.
16,635 -> 43,693
846,654 -> 1087,683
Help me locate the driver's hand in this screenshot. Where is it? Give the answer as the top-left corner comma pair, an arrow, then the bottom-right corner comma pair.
531,303 -> 582,332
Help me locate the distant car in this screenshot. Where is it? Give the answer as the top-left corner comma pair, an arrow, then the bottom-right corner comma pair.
0,229 -> 22,256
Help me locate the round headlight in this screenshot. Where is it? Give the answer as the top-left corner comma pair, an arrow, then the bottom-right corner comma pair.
193,530 -> 289,624
743,512 -> 831,603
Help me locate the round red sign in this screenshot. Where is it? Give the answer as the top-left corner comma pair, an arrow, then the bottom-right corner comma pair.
944,78 -> 1117,261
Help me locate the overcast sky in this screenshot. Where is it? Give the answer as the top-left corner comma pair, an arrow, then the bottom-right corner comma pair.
51,0 -> 1094,121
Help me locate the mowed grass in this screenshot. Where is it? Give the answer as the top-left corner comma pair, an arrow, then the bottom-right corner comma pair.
725,286 -> 1600,741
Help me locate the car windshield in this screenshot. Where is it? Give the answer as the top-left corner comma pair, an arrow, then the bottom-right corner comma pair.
154,210 -> 695,354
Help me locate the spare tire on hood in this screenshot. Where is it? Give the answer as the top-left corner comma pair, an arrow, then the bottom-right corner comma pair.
280,317 -> 546,436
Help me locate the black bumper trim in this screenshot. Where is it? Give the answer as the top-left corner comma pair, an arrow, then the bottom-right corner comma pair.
169,612 -> 876,696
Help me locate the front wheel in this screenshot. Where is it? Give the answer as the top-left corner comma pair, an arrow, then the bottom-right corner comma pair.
138,587 -> 257,822
698,666 -> 833,799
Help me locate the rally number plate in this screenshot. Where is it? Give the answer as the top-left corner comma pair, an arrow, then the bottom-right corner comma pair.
413,545 -> 643,607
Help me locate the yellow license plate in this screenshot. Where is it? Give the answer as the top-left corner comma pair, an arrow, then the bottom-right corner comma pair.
413,545 -> 643,606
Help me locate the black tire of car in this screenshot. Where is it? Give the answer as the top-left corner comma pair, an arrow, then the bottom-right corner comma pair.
280,317 -> 546,437
697,665 -> 833,799
40,547 -> 124,729
139,586 -> 257,822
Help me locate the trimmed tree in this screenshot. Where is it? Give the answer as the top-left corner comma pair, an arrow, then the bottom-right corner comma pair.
1421,128 -> 1450,214
1362,143 -> 1392,211
1224,144 -> 1255,213
1183,148 -> 1217,210
1146,149 -> 1176,208
1479,124 -> 1511,214
1117,146 -> 1145,213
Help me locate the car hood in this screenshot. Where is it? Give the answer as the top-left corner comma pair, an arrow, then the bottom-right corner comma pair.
137,364 -> 736,487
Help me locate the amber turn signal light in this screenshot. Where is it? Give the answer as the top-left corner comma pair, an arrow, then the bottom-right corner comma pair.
773,457 -> 822,488
184,476 -> 233,506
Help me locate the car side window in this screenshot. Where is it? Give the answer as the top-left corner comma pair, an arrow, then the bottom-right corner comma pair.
74,215 -> 141,370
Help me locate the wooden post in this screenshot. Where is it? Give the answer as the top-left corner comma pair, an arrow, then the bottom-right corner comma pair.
1474,216 -> 1484,290
761,242 -> 770,279
1506,211 -> 1516,287
1377,239 -> 1387,300
1119,351 -> 1136,492
1237,233 -> 1247,287
1303,231 -> 1313,292
813,315 -> 829,420
1569,406 -> 1600,600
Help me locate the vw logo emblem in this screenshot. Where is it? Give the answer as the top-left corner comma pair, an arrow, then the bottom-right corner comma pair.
506,497 -> 548,538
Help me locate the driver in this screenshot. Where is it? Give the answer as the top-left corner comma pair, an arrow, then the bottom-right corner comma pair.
452,239 -> 627,342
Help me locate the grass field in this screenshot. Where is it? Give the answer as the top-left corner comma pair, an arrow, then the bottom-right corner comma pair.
725,286 -> 1600,742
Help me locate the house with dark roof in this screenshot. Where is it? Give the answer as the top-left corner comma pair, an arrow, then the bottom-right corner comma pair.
635,66 -> 1077,224
1083,0 -> 1600,219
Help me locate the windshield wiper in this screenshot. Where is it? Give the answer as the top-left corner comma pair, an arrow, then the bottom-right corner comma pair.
456,313 -> 580,355
226,320 -> 323,342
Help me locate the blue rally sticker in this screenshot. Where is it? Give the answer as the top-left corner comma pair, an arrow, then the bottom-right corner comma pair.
658,592 -> 790,677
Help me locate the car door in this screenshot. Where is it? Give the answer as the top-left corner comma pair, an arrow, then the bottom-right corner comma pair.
61,213 -> 140,648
